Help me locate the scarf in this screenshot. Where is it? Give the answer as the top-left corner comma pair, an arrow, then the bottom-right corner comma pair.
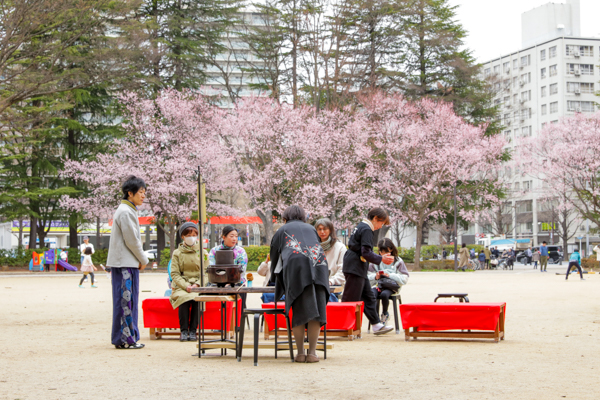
321,237 -> 333,252
221,241 -> 234,250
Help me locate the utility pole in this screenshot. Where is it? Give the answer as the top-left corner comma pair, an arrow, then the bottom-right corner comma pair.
197,167 -> 205,287
453,183 -> 458,272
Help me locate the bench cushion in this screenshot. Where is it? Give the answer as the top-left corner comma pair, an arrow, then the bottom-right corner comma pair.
142,297 -> 241,331
262,301 -> 364,331
400,303 -> 506,331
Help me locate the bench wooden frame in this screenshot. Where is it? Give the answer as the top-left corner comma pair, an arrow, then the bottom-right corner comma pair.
404,303 -> 506,343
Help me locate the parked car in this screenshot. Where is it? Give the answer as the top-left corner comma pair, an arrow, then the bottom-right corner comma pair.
144,249 -> 157,261
517,246 -> 563,264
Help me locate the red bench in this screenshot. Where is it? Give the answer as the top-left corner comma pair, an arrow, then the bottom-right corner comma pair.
400,302 -> 506,342
262,301 -> 364,341
142,297 -> 241,340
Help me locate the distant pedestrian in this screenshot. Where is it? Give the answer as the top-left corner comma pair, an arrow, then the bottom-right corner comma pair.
539,241 -> 549,272
469,248 -> 475,259
525,247 -> 532,265
80,236 -> 95,264
478,251 -> 486,270
565,249 -> 584,280
79,247 -> 98,288
593,245 -> 600,269
459,244 -> 469,271
484,246 -> 491,269
507,248 -> 515,270
532,250 -> 540,269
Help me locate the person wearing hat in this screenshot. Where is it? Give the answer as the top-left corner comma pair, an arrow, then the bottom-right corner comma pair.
170,222 -> 202,341
208,225 -> 248,306
79,236 -> 95,265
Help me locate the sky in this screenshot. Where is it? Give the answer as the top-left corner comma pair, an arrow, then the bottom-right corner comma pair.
450,0 -> 600,63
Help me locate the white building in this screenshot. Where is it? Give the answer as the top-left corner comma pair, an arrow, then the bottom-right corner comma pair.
471,0 -> 600,254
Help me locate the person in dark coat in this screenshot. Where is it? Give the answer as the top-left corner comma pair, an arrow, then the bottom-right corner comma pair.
269,205 -> 330,363
341,207 -> 394,335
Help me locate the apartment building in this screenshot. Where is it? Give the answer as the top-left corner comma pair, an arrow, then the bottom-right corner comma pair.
469,0 -> 600,252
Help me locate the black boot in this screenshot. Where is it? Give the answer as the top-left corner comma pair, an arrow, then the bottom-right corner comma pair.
179,330 -> 189,342
189,330 -> 197,341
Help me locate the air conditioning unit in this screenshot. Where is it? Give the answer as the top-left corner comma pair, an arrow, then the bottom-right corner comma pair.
574,70 -> 581,76
505,103 -> 512,108
573,51 -> 580,57
505,119 -> 512,126
575,89 -> 581,95
520,118 -> 525,123
505,69 -> 511,74
519,80 -> 525,86
519,65 -> 524,70
520,99 -> 526,104
576,107 -> 581,112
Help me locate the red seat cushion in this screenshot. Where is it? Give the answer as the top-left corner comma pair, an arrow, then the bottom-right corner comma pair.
142,297 -> 242,331
400,303 -> 506,331
261,301 -> 364,331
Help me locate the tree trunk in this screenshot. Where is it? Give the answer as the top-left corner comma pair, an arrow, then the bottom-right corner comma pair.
17,218 -> 24,249
29,216 -> 38,249
37,221 -> 48,249
168,225 -> 177,259
414,222 -> 423,269
69,214 -> 78,249
96,216 -> 101,249
256,209 -> 274,245
156,216 -> 165,265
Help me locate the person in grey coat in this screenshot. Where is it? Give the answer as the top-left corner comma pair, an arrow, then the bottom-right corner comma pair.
107,176 -> 149,349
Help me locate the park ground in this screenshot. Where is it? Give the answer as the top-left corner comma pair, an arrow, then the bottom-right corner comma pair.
1,262 -> 599,400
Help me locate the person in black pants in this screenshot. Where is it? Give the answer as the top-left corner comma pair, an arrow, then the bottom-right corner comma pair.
342,207 -> 394,335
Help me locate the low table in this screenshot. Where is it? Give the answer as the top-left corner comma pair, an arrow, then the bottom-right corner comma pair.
400,302 -> 506,342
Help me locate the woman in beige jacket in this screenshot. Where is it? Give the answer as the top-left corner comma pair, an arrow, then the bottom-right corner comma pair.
170,222 -> 202,342
458,243 -> 470,270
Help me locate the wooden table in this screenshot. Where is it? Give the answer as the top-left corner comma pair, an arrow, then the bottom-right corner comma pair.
191,286 -> 340,358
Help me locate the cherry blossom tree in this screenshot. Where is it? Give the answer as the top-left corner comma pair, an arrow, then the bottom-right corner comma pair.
362,92 -> 506,267
521,111 -> 600,230
62,89 -> 236,259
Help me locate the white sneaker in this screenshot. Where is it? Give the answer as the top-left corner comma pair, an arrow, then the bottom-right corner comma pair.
372,323 -> 393,335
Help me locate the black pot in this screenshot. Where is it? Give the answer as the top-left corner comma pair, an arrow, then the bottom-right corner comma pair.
207,265 -> 241,285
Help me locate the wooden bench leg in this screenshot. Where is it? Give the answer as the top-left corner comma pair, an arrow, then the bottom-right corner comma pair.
264,320 -> 270,340
149,328 -> 157,340
404,328 -> 410,341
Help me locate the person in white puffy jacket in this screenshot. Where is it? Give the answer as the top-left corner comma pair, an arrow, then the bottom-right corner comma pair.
315,218 -> 346,301
594,245 -> 600,268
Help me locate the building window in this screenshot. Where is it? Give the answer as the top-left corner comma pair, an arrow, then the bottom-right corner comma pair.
540,67 -> 546,79
493,65 -> 500,74
520,55 -> 530,67
503,62 -> 510,74
565,82 -> 593,93
520,72 -> 531,85
521,126 -> 532,137
549,46 -> 557,58
540,49 -> 546,60
521,90 -> 531,101
504,114 -> 510,124
513,59 -> 518,69
541,86 -> 547,97
513,94 -> 519,104
503,96 -> 510,104
550,102 -> 558,113
550,83 -> 558,95
523,181 -> 531,192
567,101 -> 595,112
504,130 -> 512,143
549,65 -> 557,76
484,68 -> 491,77
541,104 -> 547,115
503,79 -> 510,89
514,182 -> 520,191
567,63 -> 594,75
541,122 -> 547,129
567,45 -> 594,57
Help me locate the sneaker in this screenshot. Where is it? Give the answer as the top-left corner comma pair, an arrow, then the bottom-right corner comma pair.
381,312 -> 390,324
78,285 -> 85,288
581,278 -> 586,280
91,285 -> 98,288
179,330 -> 189,342
188,331 -> 197,341
372,324 -> 393,335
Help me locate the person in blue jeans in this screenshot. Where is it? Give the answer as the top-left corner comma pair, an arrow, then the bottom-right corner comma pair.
539,241 -> 549,272
565,249 -> 584,280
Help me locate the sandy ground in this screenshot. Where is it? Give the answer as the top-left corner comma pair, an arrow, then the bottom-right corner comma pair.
1,263 -> 599,400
